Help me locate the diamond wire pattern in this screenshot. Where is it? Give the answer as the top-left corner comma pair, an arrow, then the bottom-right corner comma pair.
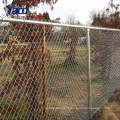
90,29 -> 120,117
46,26 -> 88,120
0,21 -> 89,120
1,19 -> 120,120
0,23 -> 44,119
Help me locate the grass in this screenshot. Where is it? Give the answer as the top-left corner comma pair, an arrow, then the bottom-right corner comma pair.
0,97 -> 29,120
0,44 -> 101,120
49,63 -> 87,73
91,78 -> 103,84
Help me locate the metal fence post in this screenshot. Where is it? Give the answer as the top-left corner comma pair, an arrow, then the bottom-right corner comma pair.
87,28 -> 92,120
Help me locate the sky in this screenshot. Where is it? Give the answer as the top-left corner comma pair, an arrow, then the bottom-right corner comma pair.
36,0 -> 109,24
0,0 -> 115,24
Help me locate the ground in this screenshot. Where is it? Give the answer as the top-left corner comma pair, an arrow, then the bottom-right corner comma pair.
0,43 -> 120,120
92,47 -> 120,120
92,88 -> 120,120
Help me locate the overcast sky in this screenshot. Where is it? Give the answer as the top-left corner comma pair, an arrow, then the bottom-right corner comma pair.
36,0 -> 110,24
0,0 -> 115,24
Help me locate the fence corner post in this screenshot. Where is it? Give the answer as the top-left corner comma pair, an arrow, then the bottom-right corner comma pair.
87,28 -> 92,120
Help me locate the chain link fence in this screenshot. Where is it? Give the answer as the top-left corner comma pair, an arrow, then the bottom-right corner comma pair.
90,29 -> 120,117
0,18 -> 120,120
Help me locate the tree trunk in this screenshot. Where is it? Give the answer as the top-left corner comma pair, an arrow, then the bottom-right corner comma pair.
64,36 -> 77,65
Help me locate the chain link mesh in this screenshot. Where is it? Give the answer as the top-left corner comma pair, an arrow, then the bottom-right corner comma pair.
90,29 -> 120,117
0,19 -> 89,120
0,18 -> 120,120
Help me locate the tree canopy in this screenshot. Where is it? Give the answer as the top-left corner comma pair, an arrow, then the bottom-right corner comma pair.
3,0 -> 58,9
3,0 -> 59,21
92,0 -> 120,28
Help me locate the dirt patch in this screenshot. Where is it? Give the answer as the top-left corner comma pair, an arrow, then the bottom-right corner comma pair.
92,88 -> 120,120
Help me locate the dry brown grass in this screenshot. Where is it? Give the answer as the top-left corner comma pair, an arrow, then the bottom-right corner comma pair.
92,88 -> 120,120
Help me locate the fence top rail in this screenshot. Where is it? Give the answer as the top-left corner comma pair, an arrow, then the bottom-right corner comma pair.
0,17 -> 120,32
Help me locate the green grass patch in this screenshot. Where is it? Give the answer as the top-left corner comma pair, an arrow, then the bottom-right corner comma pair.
0,98 -> 29,120
91,78 -> 103,84
49,63 -> 87,73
